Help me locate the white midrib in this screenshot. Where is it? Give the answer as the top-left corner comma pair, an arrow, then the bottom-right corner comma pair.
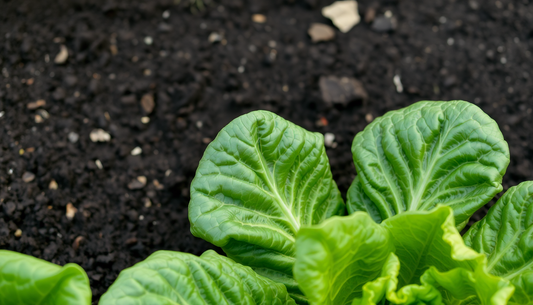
255,144 -> 300,233
409,123 -> 447,211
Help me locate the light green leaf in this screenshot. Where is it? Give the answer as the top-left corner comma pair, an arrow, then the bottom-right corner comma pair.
189,110 -> 345,301
349,100 -> 509,225
0,250 -> 91,305
351,253 -> 400,305
293,213 -> 394,305
464,181 -> 533,304
99,250 -> 296,305
382,205 -> 514,304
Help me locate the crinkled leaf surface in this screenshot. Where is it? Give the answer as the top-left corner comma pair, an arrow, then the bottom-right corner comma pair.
464,181 -> 533,304
346,176 -> 382,223
99,250 -> 296,305
348,101 -> 509,225
0,250 -> 91,305
293,212 -> 394,305
189,110 -> 344,301
382,206 -> 514,305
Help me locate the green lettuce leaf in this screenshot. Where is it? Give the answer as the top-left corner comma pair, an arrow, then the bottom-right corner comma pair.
293,212 -> 395,305
464,181 -> 533,304
100,250 -> 296,305
348,101 -> 510,226
0,250 -> 91,305
383,205 -> 514,304
189,110 -> 345,301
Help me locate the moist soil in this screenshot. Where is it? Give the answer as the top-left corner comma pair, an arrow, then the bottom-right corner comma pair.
1,0 -> 532,302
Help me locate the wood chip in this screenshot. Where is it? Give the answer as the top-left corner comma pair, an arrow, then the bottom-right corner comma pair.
66,203 -> 77,220
141,94 -> 155,114
14,229 -> 22,237
27,99 -> 46,110
54,45 -> 69,64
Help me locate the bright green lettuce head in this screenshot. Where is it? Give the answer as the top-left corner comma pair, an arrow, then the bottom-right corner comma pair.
6,100 -> 529,305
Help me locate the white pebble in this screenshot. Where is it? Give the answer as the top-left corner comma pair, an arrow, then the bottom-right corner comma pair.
68,132 -> 79,143
90,129 -> 111,142
144,36 -> 153,45
131,147 -> 142,156
393,75 -> 404,93
162,10 -> 170,19
95,159 -> 103,169
324,133 -> 335,147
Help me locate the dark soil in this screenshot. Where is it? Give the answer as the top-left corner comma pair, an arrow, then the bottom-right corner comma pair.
1,0 -> 532,302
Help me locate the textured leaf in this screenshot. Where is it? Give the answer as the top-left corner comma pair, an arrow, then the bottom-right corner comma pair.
382,206 -> 514,304
189,110 -> 345,301
0,250 -> 91,305
346,176 -> 382,223
100,250 -> 296,305
293,213 -> 394,305
464,181 -> 533,303
351,253 -> 399,305
349,101 -> 509,225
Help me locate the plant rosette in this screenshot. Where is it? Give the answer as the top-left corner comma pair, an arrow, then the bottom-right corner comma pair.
1,101 -> 532,305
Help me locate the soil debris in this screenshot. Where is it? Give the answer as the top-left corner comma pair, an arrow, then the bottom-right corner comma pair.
66,203 -> 77,220
141,94 -> 155,114
90,129 -> 111,142
308,23 -> 336,43
322,1 -> 360,33
128,176 -> 147,190
27,99 -> 46,110
54,45 -> 68,64
319,76 -> 368,105
252,14 -> 266,23
22,172 -> 35,183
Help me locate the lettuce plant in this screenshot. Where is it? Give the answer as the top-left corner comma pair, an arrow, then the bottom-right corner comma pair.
2,100 -> 532,305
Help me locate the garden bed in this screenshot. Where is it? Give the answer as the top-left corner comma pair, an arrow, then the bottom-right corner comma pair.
1,0 -> 532,302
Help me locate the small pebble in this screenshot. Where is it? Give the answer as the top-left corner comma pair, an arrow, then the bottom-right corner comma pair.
252,14 -> 266,23
68,132 -> 79,143
165,169 -> 172,177
49,179 -> 58,190
37,109 -> 50,119
54,45 -> 69,64
322,1 -> 360,33
324,133 -> 335,147
0,111 -> 4,118
162,10 -> 170,19
208,32 -> 222,43
131,147 -> 142,156
308,23 -> 336,43
66,203 -> 77,220
141,94 -> 155,114
22,172 -> 35,183
34,115 -> 43,123
14,229 -> 22,237
90,129 -> 111,142
141,116 -> 150,124
393,75 -> 403,93
153,179 -> 164,190
27,99 -> 46,110
196,121 -> 203,129
128,176 -> 147,190
95,159 -> 103,170
143,197 -> 152,207
144,36 -> 153,45
365,113 -> 374,123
